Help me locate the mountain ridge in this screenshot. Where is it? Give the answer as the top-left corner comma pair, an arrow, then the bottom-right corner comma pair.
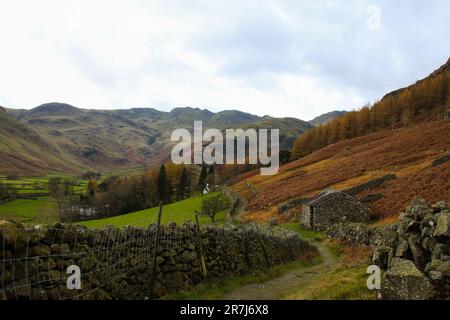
308,110 -> 348,126
1,103 -> 313,174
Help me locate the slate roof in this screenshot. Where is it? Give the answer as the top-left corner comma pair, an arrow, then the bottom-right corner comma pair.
304,189 -> 340,207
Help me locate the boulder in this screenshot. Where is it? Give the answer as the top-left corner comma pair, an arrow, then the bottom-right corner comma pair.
433,212 -> 450,238
399,217 -> 420,233
433,201 -> 447,212
374,225 -> 398,247
373,246 -> 393,270
432,244 -> 450,262
407,234 -> 429,270
406,198 -> 429,219
420,213 -> 437,232
425,260 -> 450,279
395,239 -> 411,259
382,258 -> 435,300
421,237 -> 436,252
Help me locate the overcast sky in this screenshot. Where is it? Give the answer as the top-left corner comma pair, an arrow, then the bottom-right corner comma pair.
0,0 -> 449,120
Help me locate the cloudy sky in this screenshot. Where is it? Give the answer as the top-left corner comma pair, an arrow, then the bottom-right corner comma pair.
0,0 -> 449,120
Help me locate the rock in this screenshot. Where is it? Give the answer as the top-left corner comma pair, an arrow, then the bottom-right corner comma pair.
406,198 -> 429,219
407,234 -> 429,270
433,201 -> 447,211
421,227 -> 433,238
413,207 -> 433,221
429,271 -> 443,282
382,258 -> 435,300
373,246 -> 393,270
421,213 -> 437,231
375,225 -> 398,247
399,217 -> 420,233
395,239 -> 410,258
0,220 -> 17,246
433,212 -> 450,238
31,244 -> 51,256
432,244 -> 450,262
164,271 -> 185,290
425,260 -> 450,278
421,237 -> 436,252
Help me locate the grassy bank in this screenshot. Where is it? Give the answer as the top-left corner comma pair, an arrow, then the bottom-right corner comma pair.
0,198 -> 59,223
80,192 -> 226,228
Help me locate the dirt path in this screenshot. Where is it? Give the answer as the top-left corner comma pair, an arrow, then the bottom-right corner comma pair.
221,188 -> 339,300
221,242 -> 337,300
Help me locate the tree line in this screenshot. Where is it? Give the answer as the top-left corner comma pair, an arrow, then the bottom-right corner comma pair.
291,68 -> 450,159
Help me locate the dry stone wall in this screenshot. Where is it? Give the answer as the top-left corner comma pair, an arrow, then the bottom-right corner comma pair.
0,220 -> 315,300
325,199 -> 450,300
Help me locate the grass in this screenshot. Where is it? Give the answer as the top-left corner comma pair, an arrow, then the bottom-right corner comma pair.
280,223 -> 324,241
80,192 -> 226,229
0,198 -> 59,224
283,239 -> 376,300
0,174 -> 90,195
283,264 -> 377,300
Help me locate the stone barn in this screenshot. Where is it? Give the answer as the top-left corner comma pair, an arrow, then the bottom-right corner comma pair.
300,189 -> 369,231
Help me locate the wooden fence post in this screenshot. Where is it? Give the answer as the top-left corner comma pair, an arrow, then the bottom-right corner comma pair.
149,201 -> 163,298
195,212 -> 208,278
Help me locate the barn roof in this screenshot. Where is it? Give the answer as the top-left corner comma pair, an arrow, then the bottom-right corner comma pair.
304,189 -> 340,206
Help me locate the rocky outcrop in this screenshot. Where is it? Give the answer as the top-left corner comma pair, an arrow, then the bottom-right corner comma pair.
374,199 -> 450,299
326,199 -> 450,299
382,258 -> 435,300
0,220 -> 315,300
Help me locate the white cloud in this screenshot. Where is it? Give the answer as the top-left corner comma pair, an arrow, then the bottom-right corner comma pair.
0,0 -> 448,119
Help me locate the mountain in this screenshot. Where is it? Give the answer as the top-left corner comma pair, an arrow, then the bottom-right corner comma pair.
308,110 -> 347,126
1,103 -> 312,174
236,117 -> 313,150
0,108 -> 83,174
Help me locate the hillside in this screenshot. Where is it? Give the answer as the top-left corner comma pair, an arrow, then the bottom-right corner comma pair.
308,110 -> 347,126
231,120 -> 450,222
292,57 -> 450,159
229,117 -> 313,150
1,103 -> 311,174
0,109 -> 82,174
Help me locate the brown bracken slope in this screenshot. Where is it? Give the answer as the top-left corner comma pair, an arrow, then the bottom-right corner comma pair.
231,120 -> 450,222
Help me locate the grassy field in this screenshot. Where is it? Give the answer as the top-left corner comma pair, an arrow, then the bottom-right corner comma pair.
80,192 -> 226,228
0,198 -> 59,223
0,174 -> 91,224
0,174 -> 89,195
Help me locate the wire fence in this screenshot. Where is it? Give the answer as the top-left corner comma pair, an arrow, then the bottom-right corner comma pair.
0,205 -> 312,300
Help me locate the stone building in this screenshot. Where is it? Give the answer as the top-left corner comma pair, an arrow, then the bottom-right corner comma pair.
300,189 -> 369,230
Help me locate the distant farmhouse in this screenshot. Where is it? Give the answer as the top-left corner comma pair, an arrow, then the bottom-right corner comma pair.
300,189 -> 369,231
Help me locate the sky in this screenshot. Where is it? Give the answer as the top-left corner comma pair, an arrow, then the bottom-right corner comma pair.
0,0 -> 449,120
